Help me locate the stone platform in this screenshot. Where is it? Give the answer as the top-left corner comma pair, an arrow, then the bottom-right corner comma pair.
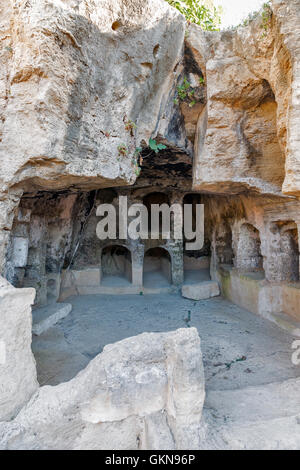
32,303 -> 72,336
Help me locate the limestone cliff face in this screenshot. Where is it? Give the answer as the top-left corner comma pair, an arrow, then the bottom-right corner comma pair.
189,0 -> 300,196
0,0 -> 184,194
275,0 -> 300,196
2,0 -> 299,197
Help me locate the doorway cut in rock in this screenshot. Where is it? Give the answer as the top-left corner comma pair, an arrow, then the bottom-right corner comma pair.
143,247 -> 172,289
101,245 -> 132,287
183,193 -> 210,284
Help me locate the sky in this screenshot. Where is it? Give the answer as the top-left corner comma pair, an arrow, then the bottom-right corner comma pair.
214,0 -> 267,28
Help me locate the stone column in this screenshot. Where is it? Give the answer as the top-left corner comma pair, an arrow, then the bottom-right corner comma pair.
0,191 -> 22,277
210,228 -> 218,281
168,241 -> 184,285
168,193 -> 184,285
131,243 -> 144,287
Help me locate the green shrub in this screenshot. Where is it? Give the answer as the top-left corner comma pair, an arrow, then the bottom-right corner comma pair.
165,0 -> 221,31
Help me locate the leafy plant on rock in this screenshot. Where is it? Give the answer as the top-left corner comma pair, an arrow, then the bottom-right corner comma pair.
118,144 -> 128,156
124,119 -> 137,136
238,0 -> 272,34
132,147 -> 143,176
260,2 -> 272,37
149,138 -> 167,153
174,76 -> 203,108
129,139 -> 167,178
165,0 -> 221,31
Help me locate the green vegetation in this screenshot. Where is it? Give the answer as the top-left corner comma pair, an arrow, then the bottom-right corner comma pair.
149,138 -> 167,153
239,1 -> 272,33
117,144 -> 128,156
260,2 -> 272,36
132,138 -> 167,177
118,136 -> 167,178
174,75 -> 204,108
124,119 -> 137,135
165,0 -> 221,31
131,147 -> 143,177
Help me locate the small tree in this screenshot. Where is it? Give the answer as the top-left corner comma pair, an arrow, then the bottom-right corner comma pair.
165,0 -> 222,31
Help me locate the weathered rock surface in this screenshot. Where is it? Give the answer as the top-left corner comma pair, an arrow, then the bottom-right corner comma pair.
189,0 -> 300,196
0,0 -> 185,193
275,0 -> 300,196
0,277 -> 38,421
0,327 -> 205,450
202,377 -> 300,450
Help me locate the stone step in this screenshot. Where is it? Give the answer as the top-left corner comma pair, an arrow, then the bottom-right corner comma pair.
205,377 -> 300,425
32,303 -> 72,336
181,281 -> 220,301
203,411 -> 300,450
203,378 -> 300,449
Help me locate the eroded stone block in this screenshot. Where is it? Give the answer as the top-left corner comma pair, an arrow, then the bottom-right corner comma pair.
182,280 -> 220,301
0,328 -> 205,450
0,277 -> 38,421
